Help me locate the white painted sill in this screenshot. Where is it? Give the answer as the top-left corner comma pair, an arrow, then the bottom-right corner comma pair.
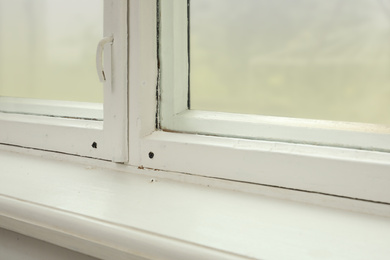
0,148 -> 390,260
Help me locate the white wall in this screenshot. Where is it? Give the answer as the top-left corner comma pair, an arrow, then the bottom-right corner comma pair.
0,228 -> 98,260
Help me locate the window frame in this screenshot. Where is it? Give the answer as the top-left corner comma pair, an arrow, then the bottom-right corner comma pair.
159,0 -> 390,153
129,0 -> 390,204
0,0 -> 128,162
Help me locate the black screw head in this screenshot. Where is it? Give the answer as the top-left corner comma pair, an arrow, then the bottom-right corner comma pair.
92,142 -> 97,149
149,152 -> 154,159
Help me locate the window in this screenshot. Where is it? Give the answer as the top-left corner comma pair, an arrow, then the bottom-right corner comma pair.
2,1 -> 389,259
159,0 -> 390,151
189,0 -> 390,126
129,0 -> 390,204
1,0 -> 389,205
0,0 -> 128,162
0,0 -> 103,103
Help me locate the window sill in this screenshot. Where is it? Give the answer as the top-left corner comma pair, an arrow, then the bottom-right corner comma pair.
0,148 -> 390,260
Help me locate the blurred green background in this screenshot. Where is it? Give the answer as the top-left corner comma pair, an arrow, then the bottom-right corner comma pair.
1,0 -> 389,126
190,0 -> 390,125
0,0 -> 103,103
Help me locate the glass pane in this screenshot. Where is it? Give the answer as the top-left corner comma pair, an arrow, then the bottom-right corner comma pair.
0,0 -> 103,103
190,0 -> 390,125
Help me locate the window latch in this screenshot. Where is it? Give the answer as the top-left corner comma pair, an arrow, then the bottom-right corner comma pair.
96,36 -> 114,83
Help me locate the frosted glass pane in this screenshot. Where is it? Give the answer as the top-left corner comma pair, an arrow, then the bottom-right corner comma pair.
190,0 -> 390,125
0,0 -> 103,103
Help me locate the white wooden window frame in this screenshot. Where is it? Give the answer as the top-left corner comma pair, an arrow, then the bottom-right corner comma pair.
0,0 -> 128,162
129,0 -> 390,204
0,2 -> 389,258
160,0 -> 390,154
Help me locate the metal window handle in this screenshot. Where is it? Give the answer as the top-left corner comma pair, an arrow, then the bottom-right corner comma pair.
96,36 -> 114,83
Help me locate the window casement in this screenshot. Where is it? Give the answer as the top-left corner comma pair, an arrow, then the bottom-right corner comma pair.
1,0 -> 389,206
129,0 -> 390,205
0,0 -> 128,162
1,1 -> 389,259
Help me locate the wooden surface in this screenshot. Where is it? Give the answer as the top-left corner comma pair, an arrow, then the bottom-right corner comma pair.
1,148 -> 390,260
